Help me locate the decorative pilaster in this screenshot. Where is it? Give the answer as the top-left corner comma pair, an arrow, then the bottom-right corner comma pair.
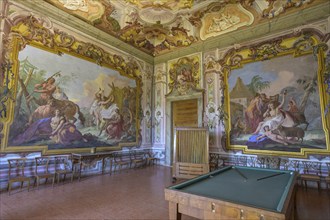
153,63 -> 166,149
141,63 -> 153,147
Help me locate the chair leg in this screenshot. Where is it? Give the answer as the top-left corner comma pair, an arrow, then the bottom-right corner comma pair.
52,175 -> 55,187
7,182 -> 11,195
57,173 -> 60,184
37,178 -> 40,190
20,181 -> 23,189
27,180 -> 30,192
70,173 -> 73,183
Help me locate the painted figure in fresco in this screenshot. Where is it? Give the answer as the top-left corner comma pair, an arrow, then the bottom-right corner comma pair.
285,97 -> 309,130
98,94 -> 119,136
59,0 -> 88,12
53,86 -> 68,101
105,108 -> 124,140
177,67 -> 193,84
50,109 -> 87,145
27,77 -> 56,106
50,109 -> 66,143
256,125 -> 290,145
245,93 -> 270,133
245,94 -> 262,132
207,13 -> 240,33
26,76 -> 85,126
89,88 -> 105,129
231,116 -> 246,137
253,91 -> 288,134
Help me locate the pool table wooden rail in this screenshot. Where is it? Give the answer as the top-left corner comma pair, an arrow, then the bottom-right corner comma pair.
165,187 -> 296,220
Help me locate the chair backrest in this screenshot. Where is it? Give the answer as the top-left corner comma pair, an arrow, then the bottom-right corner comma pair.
113,151 -> 130,163
302,161 -> 322,176
265,157 -> 280,169
130,149 -> 144,160
54,156 -> 71,171
35,156 -> 51,174
248,156 -> 257,167
256,157 -> 266,168
145,149 -> 154,158
288,160 -> 300,172
326,162 -> 330,174
280,158 -> 290,170
8,158 -> 27,177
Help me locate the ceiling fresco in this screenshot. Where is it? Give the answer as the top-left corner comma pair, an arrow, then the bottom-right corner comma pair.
45,0 -> 322,56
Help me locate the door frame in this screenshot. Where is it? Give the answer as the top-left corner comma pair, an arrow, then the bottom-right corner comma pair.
165,90 -> 204,166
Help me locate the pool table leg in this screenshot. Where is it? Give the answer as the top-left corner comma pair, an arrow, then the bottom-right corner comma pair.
168,202 -> 182,220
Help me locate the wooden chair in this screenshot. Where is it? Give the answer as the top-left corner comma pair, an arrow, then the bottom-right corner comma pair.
234,155 -> 248,167
248,156 -> 257,167
33,156 -> 55,189
54,156 -> 74,185
325,162 -> 330,190
145,149 -> 159,166
289,160 -> 300,172
209,153 -> 220,171
113,152 -> 131,173
130,149 -> 145,168
7,158 -> 31,195
280,158 -> 290,170
256,156 -> 266,168
265,157 -> 281,169
300,161 -> 322,190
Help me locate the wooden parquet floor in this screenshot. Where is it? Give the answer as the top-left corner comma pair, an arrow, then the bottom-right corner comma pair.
1,165 -> 329,220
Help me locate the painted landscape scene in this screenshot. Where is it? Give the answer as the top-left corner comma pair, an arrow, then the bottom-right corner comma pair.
8,45 -> 138,150
228,54 -> 326,152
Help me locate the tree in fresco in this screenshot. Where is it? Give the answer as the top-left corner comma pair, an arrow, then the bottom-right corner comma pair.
247,75 -> 270,95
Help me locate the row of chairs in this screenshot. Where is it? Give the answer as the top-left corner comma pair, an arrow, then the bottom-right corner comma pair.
7,150 -> 160,194
112,149 -> 160,172
7,156 -> 73,195
209,153 -> 330,190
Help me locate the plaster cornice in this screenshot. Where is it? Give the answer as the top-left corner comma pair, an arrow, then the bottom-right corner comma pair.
8,0 -> 330,65
12,0 -> 154,64
154,1 -> 330,64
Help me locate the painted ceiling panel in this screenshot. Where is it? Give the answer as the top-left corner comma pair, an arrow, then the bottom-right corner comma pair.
45,0 -> 323,56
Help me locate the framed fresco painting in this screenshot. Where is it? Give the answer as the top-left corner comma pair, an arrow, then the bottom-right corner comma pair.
1,34 -> 142,155
222,31 -> 330,157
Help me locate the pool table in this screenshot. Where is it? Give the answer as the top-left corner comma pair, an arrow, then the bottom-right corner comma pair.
165,166 -> 297,220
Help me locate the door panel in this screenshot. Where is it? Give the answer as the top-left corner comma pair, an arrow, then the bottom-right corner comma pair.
172,99 -> 198,128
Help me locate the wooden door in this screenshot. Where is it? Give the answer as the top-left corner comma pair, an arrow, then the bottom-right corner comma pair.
172,99 -> 198,128
171,99 -> 198,165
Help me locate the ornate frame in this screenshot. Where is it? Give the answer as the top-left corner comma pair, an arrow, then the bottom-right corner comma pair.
221,30 -> 330,158
0,15 -> 143,155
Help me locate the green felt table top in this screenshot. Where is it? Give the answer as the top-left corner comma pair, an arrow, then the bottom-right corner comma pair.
169,166 -> 296,212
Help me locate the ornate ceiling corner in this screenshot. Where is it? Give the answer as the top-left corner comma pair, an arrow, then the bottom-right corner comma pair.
200,4 -> 254,40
